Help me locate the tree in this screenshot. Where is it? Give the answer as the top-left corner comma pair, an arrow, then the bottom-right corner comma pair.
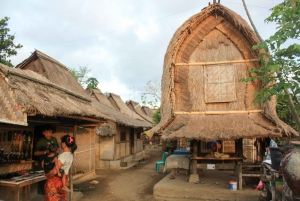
152,109 -> 161,125
141,79 -> 161,109
86,77 -> 99,89
0,17 -> 23,67
241,0 -> 300,130
69,66 -> 99,89
276,92 -> 298,130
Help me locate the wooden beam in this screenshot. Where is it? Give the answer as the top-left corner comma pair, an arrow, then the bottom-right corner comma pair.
174,110 -> 263,115
175,59 -> 258,66
58,115 -> 104,123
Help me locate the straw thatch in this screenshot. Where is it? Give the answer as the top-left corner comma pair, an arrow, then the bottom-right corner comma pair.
107,93 -> 145,121
126,100 -> 153,124
86,88 -> 114,109
151,2 -> 298,141
95,120 -> 116,136
141,106 -> 156,118
90,91 -> 152,129
0,63 -> 111,121
16,50 -> 90,100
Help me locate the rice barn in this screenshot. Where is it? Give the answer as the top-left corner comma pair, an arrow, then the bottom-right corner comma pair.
151,1 -> 298,188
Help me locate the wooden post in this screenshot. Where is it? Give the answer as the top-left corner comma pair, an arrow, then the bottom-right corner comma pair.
189,140 -> 199,182
238,163 -> 242,190
69,125 -> 77,201
192,140 -> 197,174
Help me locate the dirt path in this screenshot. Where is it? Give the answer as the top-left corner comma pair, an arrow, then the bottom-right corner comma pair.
75,146 -> 166,201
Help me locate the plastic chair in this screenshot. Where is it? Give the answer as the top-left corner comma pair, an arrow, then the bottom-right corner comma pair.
156,152 -> 168,173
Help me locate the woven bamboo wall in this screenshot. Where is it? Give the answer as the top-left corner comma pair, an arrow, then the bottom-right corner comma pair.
54,126 -> 95,175
243,138 -> 256,163
0,77 -> 27,125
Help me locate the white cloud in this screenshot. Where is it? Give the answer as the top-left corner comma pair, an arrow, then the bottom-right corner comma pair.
135,21 -> 160,42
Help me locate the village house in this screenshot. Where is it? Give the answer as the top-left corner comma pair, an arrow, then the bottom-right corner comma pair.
86,89 -> 152,169
150,1 -> 298,188
0,62 -> 109,200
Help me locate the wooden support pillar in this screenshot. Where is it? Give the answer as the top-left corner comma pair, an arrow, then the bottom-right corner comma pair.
68,124 -> 77,201
189,140 -> 199,182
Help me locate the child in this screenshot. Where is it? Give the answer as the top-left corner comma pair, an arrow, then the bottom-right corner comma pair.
42,143 -> 70,192
41,143 -> 59,175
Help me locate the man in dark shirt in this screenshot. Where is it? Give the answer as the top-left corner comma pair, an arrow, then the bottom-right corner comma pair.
34,125 -> 59,196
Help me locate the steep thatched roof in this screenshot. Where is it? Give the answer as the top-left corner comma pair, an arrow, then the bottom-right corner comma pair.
16,50 -> 90,100
126,100 -> 153,124
107,93 -> 145,121
151,2 -> 298,141
141,106 -> 155,118
0,63 -> 111,121
86,88 -> 114,109
89,91 -> 152,129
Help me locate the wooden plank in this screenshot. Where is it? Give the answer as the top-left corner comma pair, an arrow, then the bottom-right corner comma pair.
174,110 -> 263,115
196,163 -> 235,169
175,59 -> 258,66
191,157 -> 243,161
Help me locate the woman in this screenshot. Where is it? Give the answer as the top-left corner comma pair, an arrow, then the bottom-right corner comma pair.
44,135 -> 77,201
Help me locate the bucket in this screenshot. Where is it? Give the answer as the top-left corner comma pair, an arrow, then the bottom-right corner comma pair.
269,147 -> 282,170
229,180 -> 237,190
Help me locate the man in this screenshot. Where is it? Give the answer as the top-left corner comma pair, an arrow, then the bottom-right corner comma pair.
34,125 -> 59,196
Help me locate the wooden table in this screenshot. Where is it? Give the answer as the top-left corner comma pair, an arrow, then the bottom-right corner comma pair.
164,155 -> 190,176
238,163 -> 262,190
190,157 -> 243,169
0,173 -> 46,201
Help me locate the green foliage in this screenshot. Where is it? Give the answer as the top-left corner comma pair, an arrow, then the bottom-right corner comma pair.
276,92 -> 299,129
0,17 -> 23,67
86,77 -> 99,89
69,66 -> 99,89
152,109 -> 161,125
241,0 -> 300,106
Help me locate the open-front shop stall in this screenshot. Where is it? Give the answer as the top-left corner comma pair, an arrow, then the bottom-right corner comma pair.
0,125 -> 46,201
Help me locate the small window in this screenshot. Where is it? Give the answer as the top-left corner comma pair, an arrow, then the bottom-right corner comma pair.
120,132 -> 126,141
205,65 -> 236,103
137,133 -> 141,139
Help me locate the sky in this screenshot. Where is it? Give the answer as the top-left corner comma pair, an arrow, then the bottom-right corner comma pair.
0,0 -> 283,106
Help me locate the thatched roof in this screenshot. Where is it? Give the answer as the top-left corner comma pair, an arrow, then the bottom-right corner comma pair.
107,93 -> 145,121
89,91 -> 152,129
126,100 -> 153,124
86,88 -> 114,109
151,2 -> 298,141
141,106 -> 155,118
0,63 -> 111,121
16,50 -> 90,100
95,120 -> 116,136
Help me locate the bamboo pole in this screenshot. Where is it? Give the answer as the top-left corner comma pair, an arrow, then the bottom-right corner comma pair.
175,59 -> 258,66
174,110 -> 263,115
69,125 -> 77,201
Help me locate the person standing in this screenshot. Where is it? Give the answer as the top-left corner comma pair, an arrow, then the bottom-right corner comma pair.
34,125 -> 59,196
44,134 -> 77,201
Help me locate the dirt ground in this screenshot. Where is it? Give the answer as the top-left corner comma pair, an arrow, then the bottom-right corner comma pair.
73,146 -> 261,201
74,146 -> 166,201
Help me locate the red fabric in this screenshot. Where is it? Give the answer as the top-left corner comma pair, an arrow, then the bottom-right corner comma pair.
44,176 -> 67,201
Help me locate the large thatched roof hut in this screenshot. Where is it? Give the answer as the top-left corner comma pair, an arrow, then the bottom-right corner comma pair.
152,2 -> 298,141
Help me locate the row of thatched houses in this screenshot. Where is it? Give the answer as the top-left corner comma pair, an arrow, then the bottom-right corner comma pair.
0,50 -> 154,200
1,1 -> 299,199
